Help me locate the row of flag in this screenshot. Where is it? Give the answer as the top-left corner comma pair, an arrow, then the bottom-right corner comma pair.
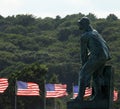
17,81 -> 68,98
0,78 -> 67,98
0,78 -> 118,101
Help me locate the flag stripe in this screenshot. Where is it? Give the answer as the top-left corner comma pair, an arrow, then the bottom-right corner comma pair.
46,91 -> 67,98
0,78 -> 8,93
17,81 -> 40,96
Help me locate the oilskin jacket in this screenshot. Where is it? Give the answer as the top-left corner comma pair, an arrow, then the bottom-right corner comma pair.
80,29 -> 111,66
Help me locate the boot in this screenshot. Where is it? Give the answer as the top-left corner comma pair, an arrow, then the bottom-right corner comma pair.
90,66 -> 105,101
74,79 -> 86,102
90,87 -> 102,101
90,82 -> 104,101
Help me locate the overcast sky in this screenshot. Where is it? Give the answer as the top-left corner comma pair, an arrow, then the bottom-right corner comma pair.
0,0 -> 120,18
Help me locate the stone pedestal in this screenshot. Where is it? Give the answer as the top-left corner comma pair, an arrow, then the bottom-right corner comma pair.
67,99 -> 108,109
67,66 -> 114,109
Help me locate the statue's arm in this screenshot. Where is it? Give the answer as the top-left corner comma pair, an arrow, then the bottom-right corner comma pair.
80,36 -> 88,65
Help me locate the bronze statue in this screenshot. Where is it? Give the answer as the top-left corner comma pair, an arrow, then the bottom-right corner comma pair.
75,17 -> 111,102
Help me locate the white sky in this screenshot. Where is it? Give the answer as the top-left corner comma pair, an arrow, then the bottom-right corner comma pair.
0,0 -> 120,18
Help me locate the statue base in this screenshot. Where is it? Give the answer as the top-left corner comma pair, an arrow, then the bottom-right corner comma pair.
67,99 -> 108,109
67,65 -> 114,109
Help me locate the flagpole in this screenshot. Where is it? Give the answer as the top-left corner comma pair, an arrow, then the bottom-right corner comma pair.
15,79 -> 17,109
72,83 -> 74,99
54,98 -> 56,109
44,80 -> 46,109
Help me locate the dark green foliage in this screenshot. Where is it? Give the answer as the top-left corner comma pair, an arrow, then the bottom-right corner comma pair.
86,13 -> 97,21
14,14 -> 36,26
58,28 -> 71,41
0,13 -> 120,108
5,25 -> 27,35
37,17 -> 55,30
106,14 -> 118,22
0,63 -> 47,109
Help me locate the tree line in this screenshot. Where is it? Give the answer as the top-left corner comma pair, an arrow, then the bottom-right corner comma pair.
0,13 -> 120,108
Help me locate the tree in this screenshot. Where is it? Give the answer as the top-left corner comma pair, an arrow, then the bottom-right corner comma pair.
37,17 -> 54,30
0,63 -> 47,109
15,14 -> 36,26
86,13 -> 97,21
0,15 -> 4,19
106,14 -> 118,21
5,25 -> 27,35
57,28 -> 71,41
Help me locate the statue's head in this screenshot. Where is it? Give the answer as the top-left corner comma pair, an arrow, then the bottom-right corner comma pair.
78,17 -> 90,30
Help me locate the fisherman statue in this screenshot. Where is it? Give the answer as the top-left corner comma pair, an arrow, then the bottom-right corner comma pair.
76,17 -> 111,102
67,17 -> 114,109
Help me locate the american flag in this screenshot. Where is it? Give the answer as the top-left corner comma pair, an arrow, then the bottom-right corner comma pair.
0,78 -> 8,93
16,81 -> 40,96
113,90 -> 118,101
45,84 -> 68,98
73,85 -> 92,99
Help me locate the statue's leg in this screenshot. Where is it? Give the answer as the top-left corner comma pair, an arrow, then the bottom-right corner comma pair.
75,75 -> 86,102
76,58 -> 106,101
91,63 -> 105,101
75,59 -> 101,102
